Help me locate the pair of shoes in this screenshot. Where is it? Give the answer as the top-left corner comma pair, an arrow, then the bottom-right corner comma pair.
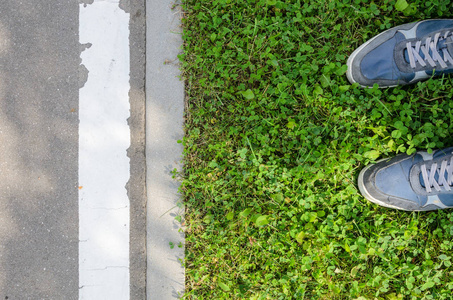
347,20 -> 453,211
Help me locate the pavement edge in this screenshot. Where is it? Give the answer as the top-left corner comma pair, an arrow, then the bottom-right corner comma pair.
146,0 -> 185,298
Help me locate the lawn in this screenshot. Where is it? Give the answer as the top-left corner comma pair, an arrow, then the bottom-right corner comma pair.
178,0 -> 453,298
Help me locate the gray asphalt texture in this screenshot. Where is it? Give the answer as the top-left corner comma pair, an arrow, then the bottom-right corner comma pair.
0,1 -> 79,298
128,0 -> 147,299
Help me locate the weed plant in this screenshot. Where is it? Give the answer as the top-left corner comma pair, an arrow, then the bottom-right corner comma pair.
179,0 -> 453,298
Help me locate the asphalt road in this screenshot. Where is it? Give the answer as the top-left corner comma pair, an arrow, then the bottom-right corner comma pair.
0,1 -> 147,299
0,1 -> 79,298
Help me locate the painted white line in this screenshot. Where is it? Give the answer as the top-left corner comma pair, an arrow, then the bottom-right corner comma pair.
79,1 -> 130,299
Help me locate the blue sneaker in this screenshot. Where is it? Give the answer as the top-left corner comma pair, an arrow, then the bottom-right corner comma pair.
358,147 -> 453,211
347,19 -> 453,88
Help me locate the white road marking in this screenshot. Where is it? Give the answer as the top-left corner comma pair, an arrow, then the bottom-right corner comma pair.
79,1 -> 130,299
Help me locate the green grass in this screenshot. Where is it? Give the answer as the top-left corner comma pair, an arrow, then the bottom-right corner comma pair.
178,0 -> 453,298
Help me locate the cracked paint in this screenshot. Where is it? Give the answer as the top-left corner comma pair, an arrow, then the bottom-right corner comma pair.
119,0 -> 130,13
78,0 -> 94,7
78,64 -> 89,89
79,1 -> 130,299
79,0 -> 130,12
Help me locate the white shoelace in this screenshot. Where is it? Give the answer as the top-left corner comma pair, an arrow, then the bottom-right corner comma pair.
406,31 -> 453,69
420,156 -> 453,193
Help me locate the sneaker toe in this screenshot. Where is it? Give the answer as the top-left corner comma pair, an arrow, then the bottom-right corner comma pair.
347,21 -> 423,87
359,155 -> 425,210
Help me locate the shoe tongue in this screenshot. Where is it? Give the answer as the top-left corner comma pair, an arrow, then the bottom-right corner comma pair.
419,172 -> 426,188
403,44 -> 431,64
404,49 -> 410,63
446,36 -> 453,56
436,35 -> 453,61
419,165 -> 448,190
403,34 -> 453,64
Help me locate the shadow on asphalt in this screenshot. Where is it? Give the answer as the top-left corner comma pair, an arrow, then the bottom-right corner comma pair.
0,1 -> 79,298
